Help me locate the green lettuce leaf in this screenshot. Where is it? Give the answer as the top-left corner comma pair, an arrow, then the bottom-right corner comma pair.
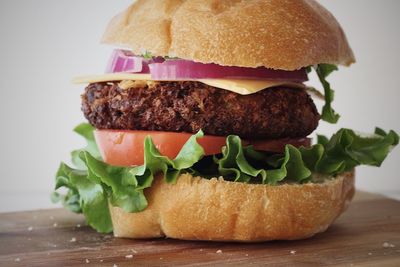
316,128 -> 399,174
71,123 -> 101,169
53,127 -> 205,232
142,51 -> 153,59
53,123 -> 398,233
314,64 -> 340,124
215,137 -> 311,184
54,162 -> 112,233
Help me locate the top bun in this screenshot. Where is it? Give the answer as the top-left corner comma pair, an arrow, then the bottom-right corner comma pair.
102,0 -> 355,70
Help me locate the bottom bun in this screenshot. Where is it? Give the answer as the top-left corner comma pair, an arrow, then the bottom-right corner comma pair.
109,171 -> 355,242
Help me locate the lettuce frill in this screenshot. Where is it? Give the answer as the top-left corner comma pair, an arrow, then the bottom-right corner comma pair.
52,124 -> 398,233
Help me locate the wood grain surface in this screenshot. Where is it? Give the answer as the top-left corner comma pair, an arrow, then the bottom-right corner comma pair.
0,191 -> 399,267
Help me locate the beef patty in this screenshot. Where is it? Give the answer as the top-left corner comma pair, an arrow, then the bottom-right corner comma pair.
82,81 -> 319,139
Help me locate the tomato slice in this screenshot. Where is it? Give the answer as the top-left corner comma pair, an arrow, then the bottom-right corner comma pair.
94,130 -> 227,166
249,138 -> 311,153
95,130 -> 311,167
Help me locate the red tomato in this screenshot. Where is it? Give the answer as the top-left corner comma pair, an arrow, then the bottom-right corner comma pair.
95,130 -> 311,167
249,138 -> 311,153
94,130 -> 226,166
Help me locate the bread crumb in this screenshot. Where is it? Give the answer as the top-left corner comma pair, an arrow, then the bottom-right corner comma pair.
216,250 -> 222,254
28,226 -> 33,231
368,252 -> 372,255
383,242 -> 395,248
245,254 -> 249,257
53,223 -> 58,227
290,250 -> 296,255
160,257 -> 163,260
113,264 -> 118,267
70,237 -> 77,242
99,259 -> 104,262
77,224 -> 81,228
15,258 -> 20,262
199,249 -> 204,252
85,259 -> 90,263
125,255 -> 133,259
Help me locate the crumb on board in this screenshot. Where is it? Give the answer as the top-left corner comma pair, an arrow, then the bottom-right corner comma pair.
125,255 -> 133,259
15,258 -> 21,262
160,257 -> 163,260
77,224 -> 81,228
100,259 -> 104,262
383,242 -> 395,248
245,254 -> 249,257
216,250 -> 222,254
28,226 -> 33,231
85,259 -> 90,264
290,250 -> 296,255
70,237 -> 77,242
53,223 -> 58,227
113,264 -> 118,267
368,252 -> 372,255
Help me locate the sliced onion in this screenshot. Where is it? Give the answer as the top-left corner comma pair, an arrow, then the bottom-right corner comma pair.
106,49 -> 308,81
106,50 -> 166,73
149,60 -> 308,82
105,50 -> 145,73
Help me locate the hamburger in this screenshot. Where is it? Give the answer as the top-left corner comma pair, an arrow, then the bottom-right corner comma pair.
53,0 -> 399,242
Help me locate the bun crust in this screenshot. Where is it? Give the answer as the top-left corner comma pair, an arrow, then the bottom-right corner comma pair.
110,171 -> 355,241
102,0 -> 355,70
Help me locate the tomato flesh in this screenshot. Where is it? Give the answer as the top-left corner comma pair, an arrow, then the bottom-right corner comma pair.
94,130 -> 226,167
249,138 -> 311,153
95,130 -> 311,167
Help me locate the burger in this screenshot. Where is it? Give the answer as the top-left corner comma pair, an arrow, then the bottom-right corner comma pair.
53,0 -> 398,242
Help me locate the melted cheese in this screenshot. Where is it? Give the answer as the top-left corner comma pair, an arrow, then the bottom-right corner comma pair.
72,73 -> 304,95
198,79 -> 303,95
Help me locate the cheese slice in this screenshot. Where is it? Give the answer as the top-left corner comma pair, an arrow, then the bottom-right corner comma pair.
72,73 -> 304,95
198,79 -> 303,95
73,73 -> 152,83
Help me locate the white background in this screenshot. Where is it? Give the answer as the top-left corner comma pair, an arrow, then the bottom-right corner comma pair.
0,0 -> 399,212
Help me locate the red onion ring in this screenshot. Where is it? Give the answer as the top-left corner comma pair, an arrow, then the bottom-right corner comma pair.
105,50 -> 146,73
106,49 -> 308,82
149,60 -> 308,82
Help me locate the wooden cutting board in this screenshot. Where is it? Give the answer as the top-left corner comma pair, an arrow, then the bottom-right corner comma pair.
0,191 -> 399,267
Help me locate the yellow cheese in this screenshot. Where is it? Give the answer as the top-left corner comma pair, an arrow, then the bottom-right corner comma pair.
73,73 -> 152,83
72,73 -> 304,95
198,79 -> 303,95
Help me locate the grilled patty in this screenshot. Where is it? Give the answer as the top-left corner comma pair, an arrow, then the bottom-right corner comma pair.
82,81 -> 319,139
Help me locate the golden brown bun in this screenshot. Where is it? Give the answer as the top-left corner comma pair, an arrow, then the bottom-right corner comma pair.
110,171 -> 355,242
102,0 -> 355,70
